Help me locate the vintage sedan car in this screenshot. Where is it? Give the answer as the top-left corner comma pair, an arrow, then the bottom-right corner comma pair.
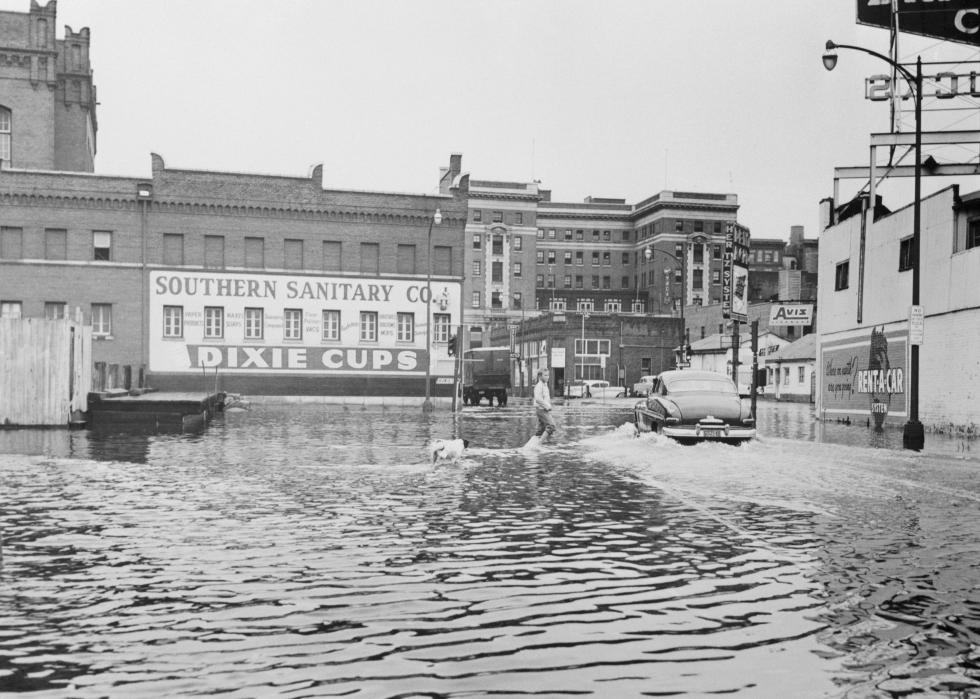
634,370 -> 756,444
565,379 -> 627,399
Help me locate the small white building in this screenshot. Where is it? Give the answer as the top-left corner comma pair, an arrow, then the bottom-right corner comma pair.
687,329 -> 789,394
764,333 -> 816,403
816,185 -> 980,433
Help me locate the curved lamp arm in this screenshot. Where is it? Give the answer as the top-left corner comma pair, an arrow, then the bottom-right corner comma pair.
823,40 -> 916,96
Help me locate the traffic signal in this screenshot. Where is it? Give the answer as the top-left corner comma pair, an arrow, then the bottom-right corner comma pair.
685,344 -> 693,362
447,335 -> 457,356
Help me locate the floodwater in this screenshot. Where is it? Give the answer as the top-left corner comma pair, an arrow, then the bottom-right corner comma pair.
1,400 -> 978,697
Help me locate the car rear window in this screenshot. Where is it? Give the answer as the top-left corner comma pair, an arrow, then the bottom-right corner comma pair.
665,378 -> 736,394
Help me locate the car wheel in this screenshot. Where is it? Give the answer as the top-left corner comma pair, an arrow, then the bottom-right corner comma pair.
616,391 -> 625,398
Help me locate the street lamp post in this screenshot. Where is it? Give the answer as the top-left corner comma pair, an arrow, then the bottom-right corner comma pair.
422,208 -> 443,413
823,40 -> 924,451
512,293 -> 526,396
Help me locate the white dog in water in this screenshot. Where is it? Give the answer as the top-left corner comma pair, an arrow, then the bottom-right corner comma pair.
430,438 -> 470,463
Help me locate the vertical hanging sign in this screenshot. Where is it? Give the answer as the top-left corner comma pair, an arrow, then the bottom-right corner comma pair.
723,221 -> 750,322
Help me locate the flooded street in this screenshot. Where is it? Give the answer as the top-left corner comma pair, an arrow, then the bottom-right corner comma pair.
1,400 -> 979,697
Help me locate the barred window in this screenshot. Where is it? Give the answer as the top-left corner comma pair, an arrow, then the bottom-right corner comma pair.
204,306 -> 224,338
244,307 -> 263,339
163,305 -> 183,338
284,309 -> 303,340
360,311 -> 378,342
397,312 -> 414,342
322,310 -> 340,341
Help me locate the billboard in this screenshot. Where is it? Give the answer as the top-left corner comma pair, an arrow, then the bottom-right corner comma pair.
821,325 -> 908,427
149,270 -> 460,376
770,304 -> 814,326
857,0 -> 980,47
723,222 -> 750,322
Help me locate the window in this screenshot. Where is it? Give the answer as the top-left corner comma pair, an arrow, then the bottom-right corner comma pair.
89,231 -> 111,261
244,237 -> 264,268
492,261 -> 503,282
547,274 -> 555,288
204,306 -> 223,338
622,252 -> 630,265
714,244 -> 722,259
675,243 -> 684,259
492,211 -> 503,223
204,235 -> 225,269
764,250 -> 774,263
1,227 -> 23,259
513,236 -> 522,251
36,18 -> 46,47
244,307 -> 263,339
605,300 -> 621,312
592,230 -> 599,241
602,276 -> 611,289
163,233 -> 184,265
45,229 -> 67,260
360,242 -> 379,275
692,269 -> 703,290
473,260 -> 482,276
783,368 -> 790,385
898,237 -> 914,272
835,260 -> 850,291
434,246 -> 452,275
547,250 -> 556,264
564,229 -> 573,241
622,276 -> 629,288
592,251 -> 599,265
92,304 -> 111,336
622,231 -> 631,242
163,305 -> 183,338
675,220 -> 684,232
576,251 -> 583,266
563,274 -> 571,288
513,262 -> 522,277
1,300 -> 22,318
537,229 -> 545,239
798,366 -> 805,383
491,291 -> 502,309
592,275 -> 599,289
576,300 -> 594,312
473,210 -> 482,223
433,313 -> 451,343
0,107 -> 10,164
536,274 -> 544,288
712,269 -> 721,284
550,299 -> 566,312
472,233 -> 481,249
548,229 -> 557,239
602,251 -> 611,266
564,251 -> 572,264
44,302 -> 66,319
316,241 -> 340,272
575,230 -> 584,241
322,310 -> 340,341
968,219 -> 980,250
492,235 -> 503,255
284,239 -> 304,270
603,230 -> 611,241
284,309 -> 302,340
536,251 -> 545,264
472,291 -> 481,308
693,244 -> 704,263
397,312 -> 414,342
360,311 -> 378,342
515,212 -> 523,225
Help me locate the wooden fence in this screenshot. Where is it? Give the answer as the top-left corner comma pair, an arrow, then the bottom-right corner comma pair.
0,316 -> 92,426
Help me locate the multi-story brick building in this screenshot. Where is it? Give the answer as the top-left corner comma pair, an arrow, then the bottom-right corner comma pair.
0,0 -> 97,171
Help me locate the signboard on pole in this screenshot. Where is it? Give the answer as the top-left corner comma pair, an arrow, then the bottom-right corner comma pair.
909,305 -> 924,345
723,222 -> 750,322
857,0 -> 980,48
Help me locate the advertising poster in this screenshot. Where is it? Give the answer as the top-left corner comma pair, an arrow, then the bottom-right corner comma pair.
821,326 -> 908,427
149,271 -> 460,376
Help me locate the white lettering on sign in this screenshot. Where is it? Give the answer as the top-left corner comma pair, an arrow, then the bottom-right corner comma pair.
187,345 -> 421,373
866,71 -> 980,101
769,304 -> 813,326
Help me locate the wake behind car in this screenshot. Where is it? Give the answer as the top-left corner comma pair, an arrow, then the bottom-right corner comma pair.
565,379 -> 626,399
634,370 -> 756,445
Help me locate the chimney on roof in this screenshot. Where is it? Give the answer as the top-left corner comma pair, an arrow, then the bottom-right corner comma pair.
439,153 -> 463,195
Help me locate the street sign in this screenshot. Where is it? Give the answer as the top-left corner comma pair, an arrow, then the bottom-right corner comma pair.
857,0 -> 980,48
909,305 -> 924,345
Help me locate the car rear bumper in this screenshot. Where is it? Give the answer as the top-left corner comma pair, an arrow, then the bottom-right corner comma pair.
663,424 -> 756,441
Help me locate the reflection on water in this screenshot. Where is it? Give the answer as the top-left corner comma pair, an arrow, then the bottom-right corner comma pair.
0,402 -> 978,697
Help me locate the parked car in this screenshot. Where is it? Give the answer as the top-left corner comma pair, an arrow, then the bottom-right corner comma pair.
565,379 -> 626,399
632,375 -> 658,396
633,370 -> 756,445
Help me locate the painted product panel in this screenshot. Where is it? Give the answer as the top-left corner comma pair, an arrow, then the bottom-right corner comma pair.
821,325 -> 908,427
149,271 -> 460,376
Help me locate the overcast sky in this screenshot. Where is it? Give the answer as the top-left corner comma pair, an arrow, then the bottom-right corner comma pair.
6,0 -> 980,240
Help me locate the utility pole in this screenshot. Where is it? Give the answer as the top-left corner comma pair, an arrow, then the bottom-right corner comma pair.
731,321 -> 740,389
750,319 -> 759,416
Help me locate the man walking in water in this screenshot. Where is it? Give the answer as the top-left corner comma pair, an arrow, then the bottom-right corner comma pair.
532,368 -> 557,444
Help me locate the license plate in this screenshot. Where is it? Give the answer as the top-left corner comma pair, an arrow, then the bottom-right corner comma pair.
700,428 -> 724,437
